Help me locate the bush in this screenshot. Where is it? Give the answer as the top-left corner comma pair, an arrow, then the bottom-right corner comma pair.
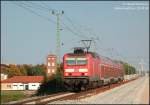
36,65 -> 65,96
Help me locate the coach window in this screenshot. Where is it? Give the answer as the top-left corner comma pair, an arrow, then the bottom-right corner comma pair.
101,65 -> 104,71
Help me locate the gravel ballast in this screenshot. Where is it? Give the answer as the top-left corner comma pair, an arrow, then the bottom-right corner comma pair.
49,76 -> 149,104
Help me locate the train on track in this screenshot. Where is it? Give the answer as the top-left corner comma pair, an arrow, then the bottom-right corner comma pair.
63,47 -> 124,91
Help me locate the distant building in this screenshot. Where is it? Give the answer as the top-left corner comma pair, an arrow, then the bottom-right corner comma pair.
1,76 -> 44,90
1,73 -> 8,81
46,54 -> 57,77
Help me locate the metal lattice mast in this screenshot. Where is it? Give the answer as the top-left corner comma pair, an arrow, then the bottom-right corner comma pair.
139,58 -> 145,75
52,10 -> 64,65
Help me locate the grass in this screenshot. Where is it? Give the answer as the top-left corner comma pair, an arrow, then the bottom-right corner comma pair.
1,91 -> 28,103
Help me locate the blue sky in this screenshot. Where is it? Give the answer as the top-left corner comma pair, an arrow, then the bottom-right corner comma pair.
1,1 -> 149,70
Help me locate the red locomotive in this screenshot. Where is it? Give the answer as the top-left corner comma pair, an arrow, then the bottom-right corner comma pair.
63,47 -> 124,91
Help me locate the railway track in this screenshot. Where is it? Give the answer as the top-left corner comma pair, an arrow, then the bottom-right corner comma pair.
53,77 -> 139,101
7,77 -> 139,104
6,92 -> 75,104
45,77 -> 139,104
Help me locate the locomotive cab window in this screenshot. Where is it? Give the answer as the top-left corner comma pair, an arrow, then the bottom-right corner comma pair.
66,58 -> 76,65
76,58 -> 87,65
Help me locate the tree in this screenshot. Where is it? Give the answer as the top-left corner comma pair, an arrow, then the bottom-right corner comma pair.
36,63 -> 65,96
17,65 -> 27,76
121,62 -> 137,75
6,65 -> 22,78
27,64 -> 46,76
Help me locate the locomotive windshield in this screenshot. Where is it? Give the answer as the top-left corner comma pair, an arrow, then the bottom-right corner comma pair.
66,58 -> 76,65
76,58 -> 87,65
66,57 -> 87,65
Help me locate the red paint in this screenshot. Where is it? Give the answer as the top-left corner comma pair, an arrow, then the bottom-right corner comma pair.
63,52 -> 124,80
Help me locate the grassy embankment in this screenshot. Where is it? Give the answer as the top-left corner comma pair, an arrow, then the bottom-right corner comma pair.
1,91 -> 28,103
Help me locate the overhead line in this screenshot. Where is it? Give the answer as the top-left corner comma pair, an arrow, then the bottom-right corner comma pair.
63,14 -> 87,38
61,21 -> 89,39
40,1 -> 54,10
20,1 -> 48,10
22,2 -> 91,39
27,1 -> 88,39
13,2 -> 104,51
13,2 -> 56,24
39,1 -> 93,39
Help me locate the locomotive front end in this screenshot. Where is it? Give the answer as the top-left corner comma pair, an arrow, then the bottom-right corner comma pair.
64,57 -> 88,77
63,53 -> 90,91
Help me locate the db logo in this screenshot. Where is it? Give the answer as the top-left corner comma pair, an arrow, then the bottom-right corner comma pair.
74,69 -> 78,72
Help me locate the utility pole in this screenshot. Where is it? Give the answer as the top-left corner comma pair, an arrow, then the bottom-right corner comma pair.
128,63 -> 130,79
52,10 -> 64,65
139,59 -> 145,76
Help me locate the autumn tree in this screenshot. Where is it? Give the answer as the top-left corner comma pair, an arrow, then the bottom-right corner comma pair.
5,65 -> 22,78
17,65 -> 27,76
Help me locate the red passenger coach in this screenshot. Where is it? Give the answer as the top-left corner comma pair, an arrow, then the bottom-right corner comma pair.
63,47 -> 124,91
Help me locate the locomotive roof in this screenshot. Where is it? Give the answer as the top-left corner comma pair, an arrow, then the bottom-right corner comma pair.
66,52 -> 99,58
66,52 -> 121,66
100,56 -> 118,65
88,52 -> 121,65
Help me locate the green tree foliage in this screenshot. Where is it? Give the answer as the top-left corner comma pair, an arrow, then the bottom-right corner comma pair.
26,64 -> 46,76
23,64 -> 32,75
17,65 -> 27,76
36,63 -> 65,96
119,61 -> 137,75
28,67 -> 43,76
55,64 -> 63,83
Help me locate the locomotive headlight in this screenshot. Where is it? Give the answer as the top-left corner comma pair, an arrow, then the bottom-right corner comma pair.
79,69 -> 88,72
65,69 -> 74,72
65,73 -> 68,76
85,73 -> 88,75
